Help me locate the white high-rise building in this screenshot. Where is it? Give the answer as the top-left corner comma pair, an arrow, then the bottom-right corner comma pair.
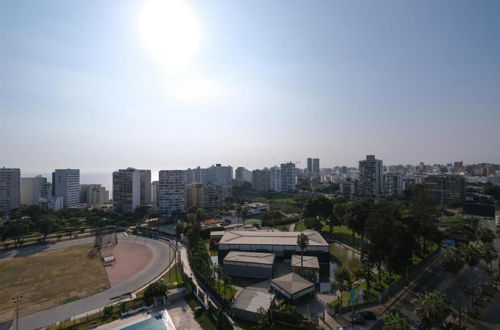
280,162 -> 297,192
21,175 -> 48,205
87,184 -> 109,206
235,167 -> 252,186
158,170 -> 186,216
52,169 -> 80,208
270,166 -> 282,192
113,168 -> 140,212
358,155 -> 383,197
138,170 -> 152,206
0,167 -> 21,211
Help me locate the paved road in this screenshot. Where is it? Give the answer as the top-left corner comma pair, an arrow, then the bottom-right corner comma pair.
8,234 -> 173,330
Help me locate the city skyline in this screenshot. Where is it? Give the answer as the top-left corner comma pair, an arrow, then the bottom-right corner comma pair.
1,0 -> 499,171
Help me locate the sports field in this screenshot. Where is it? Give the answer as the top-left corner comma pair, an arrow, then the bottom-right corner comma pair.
0,244 -> 109,321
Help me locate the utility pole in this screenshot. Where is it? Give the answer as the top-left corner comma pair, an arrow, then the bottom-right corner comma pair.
12,295 -> 22,330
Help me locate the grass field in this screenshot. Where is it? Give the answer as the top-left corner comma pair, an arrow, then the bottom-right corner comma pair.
0,244 -> 109,321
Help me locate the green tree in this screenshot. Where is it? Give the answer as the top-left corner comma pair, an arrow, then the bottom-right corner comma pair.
442,247 -> 465,274
297,233 -> 309,268
477,227 -> 494,245
302,196 -> 333,220
384,312 -> 411,330
481,243 -> 498,284
410,184 -> 439,256
143,281 -> 167,305
256,306 -> 272,329
332,266 -> 353,291
415,292 -> 451,330
344,198 -> 372,247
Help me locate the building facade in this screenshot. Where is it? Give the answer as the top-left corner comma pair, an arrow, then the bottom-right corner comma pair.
423,174 -> 465,205
158,170 -> 186,216
235,167 -> 252,186
252,169 -> 271,192
21,175 -> 47,205
384,172 -> 403,197
138,169 -> 152,206
270,166 -> 281,192
307,158 -> 320,178
112,168 -> 140,212
358,155 -> 383,197
52,169 -> 80,208
280,162 -> 297,192
0,167 -> 21,211
87,184 -> 109,206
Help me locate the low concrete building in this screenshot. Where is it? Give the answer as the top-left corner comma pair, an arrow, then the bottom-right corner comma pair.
243,202 -> 270,215
291,255 -> 320,283
210,231 -> 225,245
223,251 -> 275,279
270,273 -> 315,303
218,229 -> 329,262
231,288 -> 275,322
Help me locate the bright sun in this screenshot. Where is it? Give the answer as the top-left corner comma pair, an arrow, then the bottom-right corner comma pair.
138,0 -> 201,72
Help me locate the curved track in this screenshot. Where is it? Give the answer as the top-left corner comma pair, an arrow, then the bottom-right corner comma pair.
5,234 -> 173,330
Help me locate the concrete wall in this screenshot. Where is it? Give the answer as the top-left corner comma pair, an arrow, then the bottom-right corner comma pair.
223,263 -> 273,279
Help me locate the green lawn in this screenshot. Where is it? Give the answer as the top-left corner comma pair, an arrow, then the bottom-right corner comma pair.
232,191 -> 304,213
210,279 -> 237,302
244,218 -> 262,226
163,263 -> 185,288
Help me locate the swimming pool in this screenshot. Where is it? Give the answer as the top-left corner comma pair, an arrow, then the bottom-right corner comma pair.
120,315 -> 167,330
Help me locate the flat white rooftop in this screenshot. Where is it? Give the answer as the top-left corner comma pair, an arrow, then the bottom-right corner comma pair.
219,229 -> 328,247
224,251 -> 275,265
291,255 -> 320,269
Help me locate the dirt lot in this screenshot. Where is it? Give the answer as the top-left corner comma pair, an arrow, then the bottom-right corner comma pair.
0,244 -> 109,322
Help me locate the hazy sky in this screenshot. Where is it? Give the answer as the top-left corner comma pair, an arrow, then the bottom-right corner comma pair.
1,0 -> 499,174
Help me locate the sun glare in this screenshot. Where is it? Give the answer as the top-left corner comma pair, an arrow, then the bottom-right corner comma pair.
138,0 -> 201,72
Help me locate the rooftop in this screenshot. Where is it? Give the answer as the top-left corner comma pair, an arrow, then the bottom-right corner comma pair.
271,272 -> 314,295
291,255 -> 320,269
232,288 -> 274,313
210,231 -> 225,237
219,229 -> 328,247
224,251 -> 275,265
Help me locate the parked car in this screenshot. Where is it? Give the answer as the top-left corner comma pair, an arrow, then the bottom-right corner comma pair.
352,315 -> 367,325
360,310 -> 377,320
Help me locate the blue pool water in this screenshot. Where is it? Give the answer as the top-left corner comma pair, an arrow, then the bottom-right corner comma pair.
120,316 -> 167,330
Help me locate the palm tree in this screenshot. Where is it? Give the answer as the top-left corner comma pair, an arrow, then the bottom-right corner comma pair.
461,242 -> 482,308
384,312 -> 411,330
481,243 -> 498,284
416,292 -> 451,330
241,207 -> 249,227
297,233 -> 309,268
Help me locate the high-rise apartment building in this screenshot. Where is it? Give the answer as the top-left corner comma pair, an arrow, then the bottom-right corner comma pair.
0,167 -> 21,211
280,162 -> 297,192
151,181 -> 159,206
112,168 -> 140,212
138,170 -> 152,206
52,169 -> 80,208
252,169 -> 271,192
270,166 -> 281,192
423,174 -> 465,205
187,183 -> 206,209
235,167 -> 252,186
21,175 -> 48,205
307,158 -> 320,178
158,170 -> 186,216
358,155 -> 383,197
384,173 -> 403,197
86,184 -> 109,206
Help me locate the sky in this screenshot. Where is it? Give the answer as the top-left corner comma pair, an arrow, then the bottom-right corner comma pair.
1,0 -> 499,176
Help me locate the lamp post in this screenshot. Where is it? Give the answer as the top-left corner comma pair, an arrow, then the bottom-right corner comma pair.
12,295 -> 22,330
